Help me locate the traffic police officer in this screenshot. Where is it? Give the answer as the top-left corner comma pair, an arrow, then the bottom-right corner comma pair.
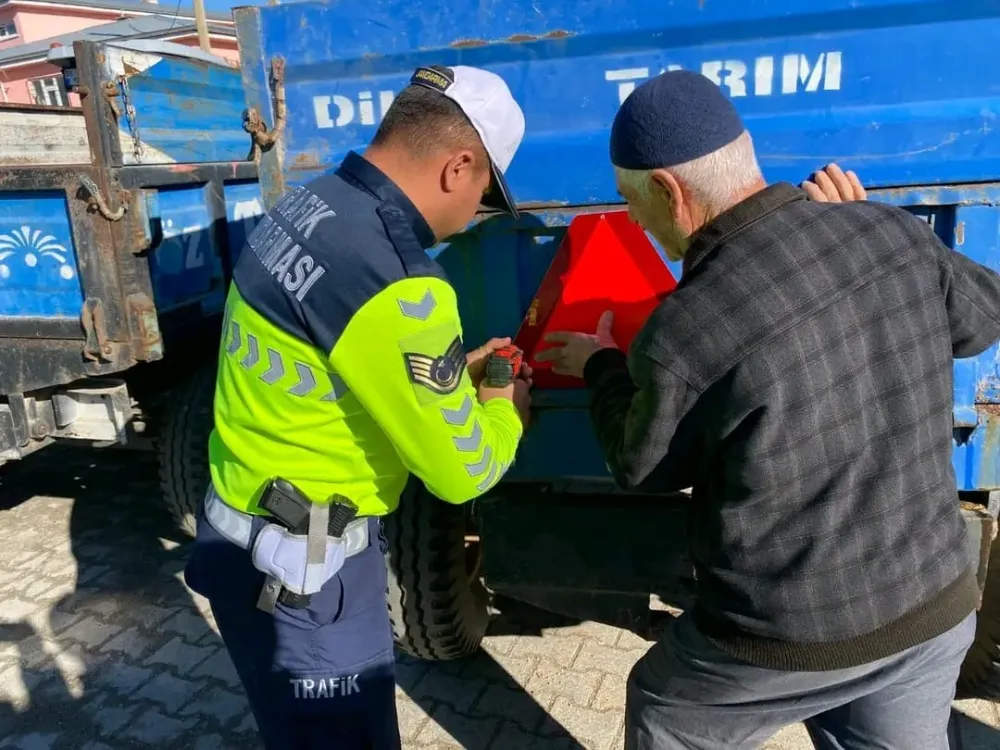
184,65 -> 530,749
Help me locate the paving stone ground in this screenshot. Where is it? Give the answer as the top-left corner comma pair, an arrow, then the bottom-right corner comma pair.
1,444 -> 999,749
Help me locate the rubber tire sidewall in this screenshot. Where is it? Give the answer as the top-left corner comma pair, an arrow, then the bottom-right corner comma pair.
157,362 -> 216,538
384,480 -> 490,661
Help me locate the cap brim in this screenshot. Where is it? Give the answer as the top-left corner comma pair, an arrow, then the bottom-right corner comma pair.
481,160 -> 519,218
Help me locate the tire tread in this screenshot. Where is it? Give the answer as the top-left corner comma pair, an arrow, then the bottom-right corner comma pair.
384,484 -> 488,661
157,365 -> 215,538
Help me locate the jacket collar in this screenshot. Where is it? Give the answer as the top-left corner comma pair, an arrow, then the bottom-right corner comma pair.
682,182 -> 805,276
337,150 -> 437,251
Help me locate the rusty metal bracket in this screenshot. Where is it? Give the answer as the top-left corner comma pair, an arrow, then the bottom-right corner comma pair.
102,80 -> 121,120
243,56 -> 286,161
79,175 -> 128,222
126,189 -> 154,255
124,292 -> 163,362
81,297 -> 112,362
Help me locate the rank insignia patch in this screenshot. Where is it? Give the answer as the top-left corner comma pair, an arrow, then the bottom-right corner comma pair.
404,336 -> 466,396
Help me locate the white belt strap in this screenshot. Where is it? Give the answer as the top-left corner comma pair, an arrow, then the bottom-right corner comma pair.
204,486 -> 370,557
205,486 -> 254,547
306,499 -> 330,583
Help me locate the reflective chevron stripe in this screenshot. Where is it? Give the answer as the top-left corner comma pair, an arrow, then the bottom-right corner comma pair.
397,289 -> 436,320
260,348 -> 285,384
476,460 -> 500,492
453,421 -> 482,453
288,362 -> 316,396
465,445 -> 492,477
438,393 -> 512,491
240,332 -> 260,369
227,321 -> 242,355
441,396 -> 473,426
225,320 -> 346,401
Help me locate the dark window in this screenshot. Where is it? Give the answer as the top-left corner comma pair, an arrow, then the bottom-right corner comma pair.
29,76 -> 67,107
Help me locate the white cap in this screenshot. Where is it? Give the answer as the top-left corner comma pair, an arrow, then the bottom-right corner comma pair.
409,65 -> 525,217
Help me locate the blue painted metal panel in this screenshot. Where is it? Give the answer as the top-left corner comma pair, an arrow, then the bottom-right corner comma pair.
0,191 -> 83,318
0,39 -> 263,403
239,1 -> 1000,491
144,181 -> 264,316
145,185 -> 218,313
238,0 -> 1000,203
223,181 -> 266,268
948,204 -> 1000,491
104,46 -> 251,166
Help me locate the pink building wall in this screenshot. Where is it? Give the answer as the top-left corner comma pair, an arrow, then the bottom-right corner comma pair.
0,60 -> 63,105
0,9 -> 23,52
0,2 -> 239,106
15,8 -> 125,42
201,37 -> 238,64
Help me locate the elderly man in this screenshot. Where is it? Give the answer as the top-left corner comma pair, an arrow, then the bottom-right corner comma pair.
538,69 -> 999,749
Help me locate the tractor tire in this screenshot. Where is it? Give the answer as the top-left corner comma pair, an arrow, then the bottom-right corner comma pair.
959,530 -> 1000,699
157,364 -> 215,538
384,482 -> 490,661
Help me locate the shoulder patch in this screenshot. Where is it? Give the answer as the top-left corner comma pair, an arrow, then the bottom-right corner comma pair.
404,336 -> 465,395
398,323 -> 468,405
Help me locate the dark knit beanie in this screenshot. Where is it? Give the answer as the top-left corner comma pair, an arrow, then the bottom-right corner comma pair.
610,70 -> 745,170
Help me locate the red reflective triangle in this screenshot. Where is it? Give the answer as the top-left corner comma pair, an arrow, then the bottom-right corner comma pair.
514,211 -> 678,389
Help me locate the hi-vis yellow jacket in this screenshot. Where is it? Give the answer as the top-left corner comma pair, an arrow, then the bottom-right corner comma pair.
209,151 -> 522,516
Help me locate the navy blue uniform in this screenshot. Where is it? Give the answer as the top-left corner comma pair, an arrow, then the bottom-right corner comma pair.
184,151 -> 520,749
186,510 -> 399,748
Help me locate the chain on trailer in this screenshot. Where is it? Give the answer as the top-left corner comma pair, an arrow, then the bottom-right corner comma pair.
117,73 -> 143,164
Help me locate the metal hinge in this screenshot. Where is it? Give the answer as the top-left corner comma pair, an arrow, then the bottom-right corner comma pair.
243,56 -> 287,161
102,79 -> 121,119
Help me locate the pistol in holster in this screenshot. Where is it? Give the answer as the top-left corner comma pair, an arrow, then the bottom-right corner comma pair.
256,478 -> 359,611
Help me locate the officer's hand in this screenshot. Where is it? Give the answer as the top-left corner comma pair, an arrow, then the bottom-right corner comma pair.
801,164 -> 867,203
466,336 -> 512,388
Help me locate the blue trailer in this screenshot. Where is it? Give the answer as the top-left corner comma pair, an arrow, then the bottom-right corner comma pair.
0,39 -> 264,529
232,0 -> 1000,697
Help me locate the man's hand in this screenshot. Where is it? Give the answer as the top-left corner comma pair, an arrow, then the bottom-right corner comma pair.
536,310 -> 618,379
801,163 -> 867,203
466,336 -> 512,389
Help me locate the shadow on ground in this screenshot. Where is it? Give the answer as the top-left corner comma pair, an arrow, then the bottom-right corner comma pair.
949,708 -> 1000,749
394,595 -> 593,748
0,445 -> 590,749
10,445 -> 994,748
0,444 -> 259,748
